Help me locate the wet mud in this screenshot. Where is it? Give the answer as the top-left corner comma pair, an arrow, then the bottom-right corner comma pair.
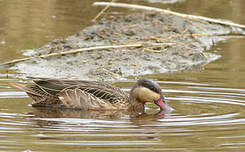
11,12 -> 244,80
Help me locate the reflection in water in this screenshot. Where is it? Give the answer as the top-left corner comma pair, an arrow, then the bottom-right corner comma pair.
27,108 -> 169,127
1,77 -> 245,151
3,73 -> 245,150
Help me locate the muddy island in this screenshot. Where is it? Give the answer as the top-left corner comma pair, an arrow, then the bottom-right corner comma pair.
8,5 -> 245,81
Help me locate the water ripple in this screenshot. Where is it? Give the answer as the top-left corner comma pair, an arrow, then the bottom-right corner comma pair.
1,80 -> 245,151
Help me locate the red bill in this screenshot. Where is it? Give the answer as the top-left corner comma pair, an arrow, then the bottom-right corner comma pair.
154,96 -> 172,111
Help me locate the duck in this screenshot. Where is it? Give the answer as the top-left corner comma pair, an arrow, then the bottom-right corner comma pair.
9,77 -> 171,112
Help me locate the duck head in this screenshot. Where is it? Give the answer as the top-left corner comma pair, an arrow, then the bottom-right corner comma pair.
130,79 -> 171,111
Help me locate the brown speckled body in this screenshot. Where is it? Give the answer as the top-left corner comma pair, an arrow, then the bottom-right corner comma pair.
10,77 -> 167,112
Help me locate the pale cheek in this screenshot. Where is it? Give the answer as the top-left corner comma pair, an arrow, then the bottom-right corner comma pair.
142,96 -> 156,103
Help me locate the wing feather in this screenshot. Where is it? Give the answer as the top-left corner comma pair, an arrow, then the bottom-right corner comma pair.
12,77 -> 130,108
58,89 -> 116,110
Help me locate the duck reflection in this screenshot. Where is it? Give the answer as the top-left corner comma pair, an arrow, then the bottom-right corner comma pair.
27,107 -> 170,127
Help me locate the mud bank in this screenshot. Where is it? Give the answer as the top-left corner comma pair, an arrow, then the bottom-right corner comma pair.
11,12 -> 244,80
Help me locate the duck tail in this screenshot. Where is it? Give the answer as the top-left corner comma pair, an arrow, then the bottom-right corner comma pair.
9,82 -> 28,92
9,82 -> 59,106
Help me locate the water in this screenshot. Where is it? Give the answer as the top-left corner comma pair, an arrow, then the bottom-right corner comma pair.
1,0 -> 245,151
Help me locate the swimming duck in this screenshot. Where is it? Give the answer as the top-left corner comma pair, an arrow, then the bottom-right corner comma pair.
9,78 -> 170,112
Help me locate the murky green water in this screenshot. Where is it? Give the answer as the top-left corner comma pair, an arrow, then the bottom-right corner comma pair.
0,0 -> 245,151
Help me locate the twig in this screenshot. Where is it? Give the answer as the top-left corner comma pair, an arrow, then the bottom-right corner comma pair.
169,33 -> 211,39
0,43 -> 175,68
93,2 -> 245,29
92,0 -> 116,22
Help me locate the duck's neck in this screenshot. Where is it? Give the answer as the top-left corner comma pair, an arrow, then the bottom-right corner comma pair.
129,98 -> 145,113
129,84 -> 149,113
129,87 -> 145,113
